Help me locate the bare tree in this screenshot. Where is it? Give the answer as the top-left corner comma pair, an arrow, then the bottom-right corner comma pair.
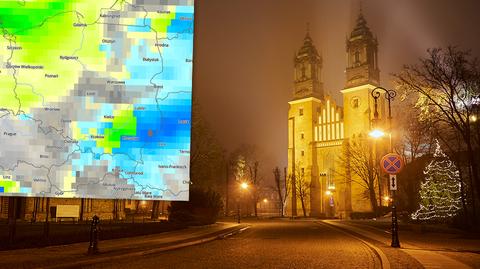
337,137 -> 379,214
394,104 -> 436,212
395,105 -> 435,164
273,167 -> 286,217
395,47 -> 480,223
230,144 -> 263,217
293,164 -> 309,217
248,161 -> 262,217
151,200 -> 160,220
283,167 -> 290,217
397,91 -> 469,221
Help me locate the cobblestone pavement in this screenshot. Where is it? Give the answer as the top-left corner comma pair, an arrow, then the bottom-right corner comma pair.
88,220 -> 385,269
329,220 -> 480,269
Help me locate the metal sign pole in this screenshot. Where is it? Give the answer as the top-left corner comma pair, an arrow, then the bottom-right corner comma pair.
388,173 -> 400,247
391,188 -> 400,247
374,87 -> 401,248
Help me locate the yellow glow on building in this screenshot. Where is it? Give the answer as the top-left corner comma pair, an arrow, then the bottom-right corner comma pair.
288,12 -> 380,218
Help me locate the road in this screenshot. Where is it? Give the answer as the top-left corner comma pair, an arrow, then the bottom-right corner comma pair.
85,220 -> 411,269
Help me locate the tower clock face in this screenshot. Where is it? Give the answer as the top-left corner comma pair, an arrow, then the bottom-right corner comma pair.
350,96 -> 360,109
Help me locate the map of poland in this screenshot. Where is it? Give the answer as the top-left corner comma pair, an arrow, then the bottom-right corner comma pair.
0,0 -> 194,200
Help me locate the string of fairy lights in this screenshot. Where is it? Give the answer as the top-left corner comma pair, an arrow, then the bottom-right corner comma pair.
411,140 -> 462,221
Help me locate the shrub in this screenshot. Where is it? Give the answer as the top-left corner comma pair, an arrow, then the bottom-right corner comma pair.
168,188 -> 223,225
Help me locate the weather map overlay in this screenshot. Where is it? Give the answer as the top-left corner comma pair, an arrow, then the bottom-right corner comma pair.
0,0 -> 194,200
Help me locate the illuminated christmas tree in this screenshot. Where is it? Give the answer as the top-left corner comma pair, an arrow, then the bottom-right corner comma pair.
411,140 -> 462,221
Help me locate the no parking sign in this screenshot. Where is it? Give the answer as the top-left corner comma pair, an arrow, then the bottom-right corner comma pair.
381,153 -> 404,191
380,153 -> 404,174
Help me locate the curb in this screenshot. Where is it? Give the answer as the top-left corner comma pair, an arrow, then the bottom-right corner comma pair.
38,224 -> 250,269
318,221 -> 390,269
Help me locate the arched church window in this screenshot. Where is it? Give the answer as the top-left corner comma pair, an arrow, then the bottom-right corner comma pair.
354,50 -> 360,64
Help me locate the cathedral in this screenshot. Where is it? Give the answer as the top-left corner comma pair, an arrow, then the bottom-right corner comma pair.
287,12 -> 388,218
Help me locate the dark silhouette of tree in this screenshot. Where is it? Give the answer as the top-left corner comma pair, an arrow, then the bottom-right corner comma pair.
230,144 -> 263,217
273,167 -> 287,217
190,98 -> 226,193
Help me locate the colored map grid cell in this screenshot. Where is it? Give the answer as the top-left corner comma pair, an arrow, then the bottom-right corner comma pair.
0,0 -> 194,201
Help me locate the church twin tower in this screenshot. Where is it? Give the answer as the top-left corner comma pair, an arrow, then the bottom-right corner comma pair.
287,13 -> 385,218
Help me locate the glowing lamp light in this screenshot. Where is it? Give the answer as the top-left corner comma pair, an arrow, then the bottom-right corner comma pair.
325,190 -> 332,196
263,198 -> 268,203
240,182 -> 249,190
383,196 -> 390,202
471,115 -> 477,122
369,129 -> 385,138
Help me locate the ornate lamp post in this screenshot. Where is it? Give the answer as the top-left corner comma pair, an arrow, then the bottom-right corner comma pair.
369,86 -> 400,248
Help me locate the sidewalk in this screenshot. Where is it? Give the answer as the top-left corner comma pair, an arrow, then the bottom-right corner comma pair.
0,222 -> 246,269
323,220 -> 480,269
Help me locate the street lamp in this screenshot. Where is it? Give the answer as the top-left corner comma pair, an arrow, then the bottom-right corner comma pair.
370,86 -> 401,248
370,87 -> 396,151
237,182 -> 249,223
368,129 -> 385,139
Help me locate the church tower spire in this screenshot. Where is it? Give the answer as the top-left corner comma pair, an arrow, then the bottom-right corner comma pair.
293,26 -> 323,99
345,11 -> 379,88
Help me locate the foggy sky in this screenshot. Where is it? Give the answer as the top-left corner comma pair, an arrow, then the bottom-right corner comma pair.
192,0 -> 480,182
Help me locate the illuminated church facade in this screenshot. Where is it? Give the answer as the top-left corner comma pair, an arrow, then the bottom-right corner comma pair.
287,13 -> 388,218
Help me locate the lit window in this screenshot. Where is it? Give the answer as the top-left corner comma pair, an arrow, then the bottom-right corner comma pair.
299,108 -> 304,116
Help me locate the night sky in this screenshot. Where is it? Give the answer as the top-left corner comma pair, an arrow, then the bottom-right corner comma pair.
192,0 -> 480,180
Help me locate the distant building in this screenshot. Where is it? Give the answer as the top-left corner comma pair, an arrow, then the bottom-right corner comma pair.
287,12 -> 388,218
0,197 -> 169,221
